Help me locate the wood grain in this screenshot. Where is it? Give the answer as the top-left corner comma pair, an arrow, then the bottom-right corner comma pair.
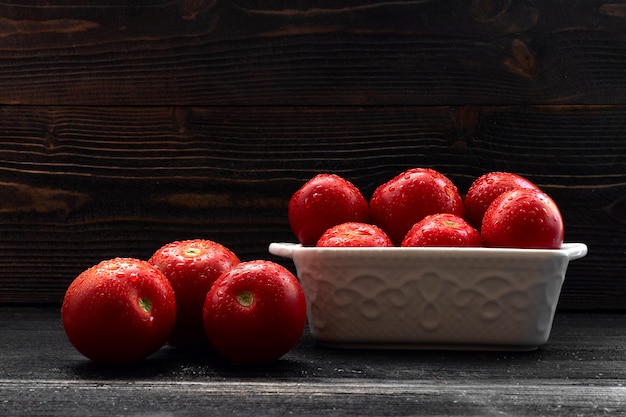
1,1 -> 626,105
2,379 -> 623,416
0,105 -> 623,308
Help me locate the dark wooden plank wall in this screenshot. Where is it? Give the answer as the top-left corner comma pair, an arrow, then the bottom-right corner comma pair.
0,1 -> 624,309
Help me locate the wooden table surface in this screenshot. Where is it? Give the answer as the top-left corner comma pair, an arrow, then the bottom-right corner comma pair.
1,307 -> 624,416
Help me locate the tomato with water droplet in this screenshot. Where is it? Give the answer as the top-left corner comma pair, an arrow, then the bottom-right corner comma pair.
149,239 -> 240,348
288,174 -> 369,246
401,213 -> 482,247
481,189 -> 564,249
202,260 -> 307,364
316,222 -> 394,247
369,168 -> 464,245
464,171 -> 540,230
61,258 -> 176,364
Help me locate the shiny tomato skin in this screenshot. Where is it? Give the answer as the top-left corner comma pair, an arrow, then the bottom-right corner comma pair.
149,239 -> 240,348
288,174 -> 369,246
481,189 -> 565,249
370,168 -> 464,245
464,172 -> 540,230
202,260 -> 307,364
401,213 -> 482,247
61,258 -> 177,365
316,222 -> 394,247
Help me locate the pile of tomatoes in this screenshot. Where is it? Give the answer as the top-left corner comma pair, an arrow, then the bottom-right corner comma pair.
62,240 -> 307,366
288,169 -> 564,250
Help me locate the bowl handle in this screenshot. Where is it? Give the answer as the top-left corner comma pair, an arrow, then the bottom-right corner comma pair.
268,242 -> 297,259
562,243 -> 588,261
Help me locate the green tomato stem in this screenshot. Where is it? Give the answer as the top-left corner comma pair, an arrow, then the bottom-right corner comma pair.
138,297 -> 153,313
236,291 -> 254,307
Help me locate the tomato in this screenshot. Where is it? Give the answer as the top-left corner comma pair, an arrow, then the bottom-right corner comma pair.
288,174 -> 369,246
464,171 -> 540,230
149,239 -> 240,348
369,168 -> 464,245
481,189 -> 564,249
401,213 -> 482,247
316,222 -> 394,247
61,258 -> 176,364
202,260 -> 307,364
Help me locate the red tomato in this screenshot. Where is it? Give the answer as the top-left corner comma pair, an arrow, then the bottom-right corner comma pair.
149,239 -> 240,348
481,189 -> 564,249
288,174 -> 369,246
61,258 -> 177,365
401,213 -> 482,247
202,260 -> 307,364
369,168 -> 464,245
464,172 -> 540,230
316,222 -> 394,247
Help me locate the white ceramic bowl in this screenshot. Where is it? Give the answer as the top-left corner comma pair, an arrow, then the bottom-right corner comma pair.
269,242 -> 587,351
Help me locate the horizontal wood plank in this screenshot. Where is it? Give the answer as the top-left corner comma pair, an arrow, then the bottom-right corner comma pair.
0,105 -> 623,309
1,1 -> 626,105
1,378 -> 624,416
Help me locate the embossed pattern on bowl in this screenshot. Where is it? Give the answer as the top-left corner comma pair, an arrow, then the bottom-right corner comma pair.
269,242 -> 587,350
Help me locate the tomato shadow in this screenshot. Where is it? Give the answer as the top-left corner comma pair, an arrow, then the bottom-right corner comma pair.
68,343 -> 308,380
69,344 -> 220,380
68,329 -> 544,381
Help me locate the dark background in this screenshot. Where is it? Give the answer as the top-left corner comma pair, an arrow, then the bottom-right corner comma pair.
0,0 -> 624,310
